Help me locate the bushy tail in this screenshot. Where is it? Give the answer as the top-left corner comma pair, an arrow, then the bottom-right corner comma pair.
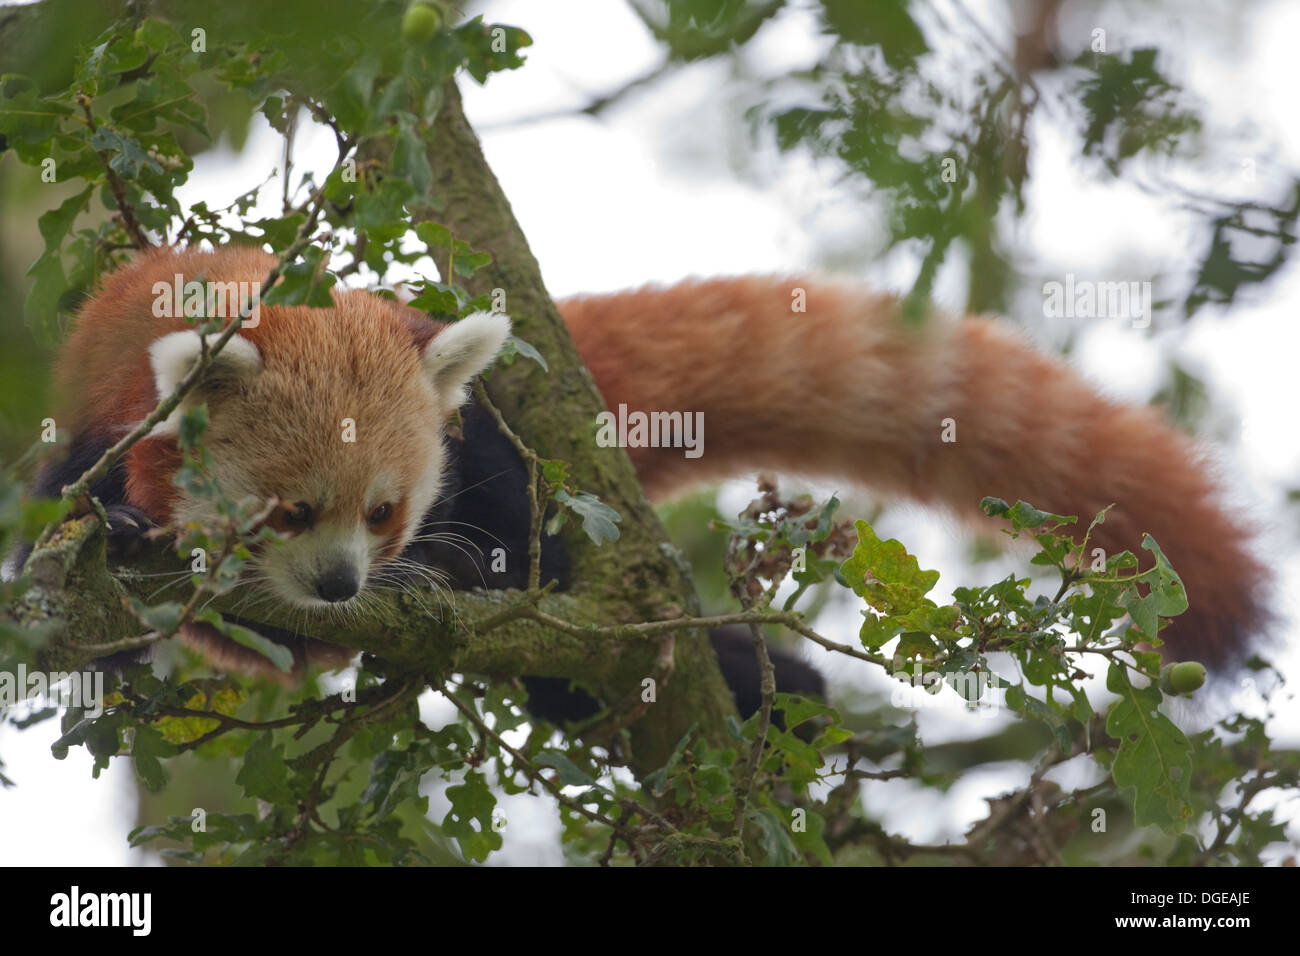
559,277 -> 1270,666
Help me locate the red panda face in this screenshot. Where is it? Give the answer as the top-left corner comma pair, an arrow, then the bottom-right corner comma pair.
145,293 -> 510,612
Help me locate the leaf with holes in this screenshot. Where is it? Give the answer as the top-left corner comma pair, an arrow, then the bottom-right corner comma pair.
1106,663 -> 1193,832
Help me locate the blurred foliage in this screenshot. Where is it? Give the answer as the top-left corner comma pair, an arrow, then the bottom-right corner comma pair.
627,0 -> 1298,326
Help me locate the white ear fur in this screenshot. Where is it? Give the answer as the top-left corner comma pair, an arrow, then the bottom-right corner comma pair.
422,312 -> 512,408
147,330 -> 263,435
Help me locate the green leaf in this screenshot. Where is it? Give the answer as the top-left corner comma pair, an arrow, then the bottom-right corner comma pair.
415,221 -> 453,250
260,248 -> 336,307
539,458 -> 570,486
535,751 -> 599,788
839,519 -> 939,613
788,806 -> 833,865
236,733 -> 295,804
1006,500 -> 1073,530
504,334 -> 547,372
407,281 -> 462,316
554,489 -> 621,544
248,213 -> 306,249
362,749 -> 426,821
131,724 -> 176,792
1105,663 -> 1193,832
329,56 -> 381,135
0,75 -> 73,149
821,0 -> 928,69
1120,535 -> 1189,638
37,185 -> 93,247
201,614 -> 295,674
23,185 -> 94,345
748,808 -> 799,866
414,220 -> 493,278
443,770 -> 502,862
90,126 -> 163,178
134,18 -> 176,52
979,496 -> 1009,517
353,176 -> 415,232
1005,684 -> 1072,751
177,404 -> 209,451
769,693 -> 838,731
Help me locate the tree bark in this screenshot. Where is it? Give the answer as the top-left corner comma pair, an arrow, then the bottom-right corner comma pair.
423,80 -> 737,768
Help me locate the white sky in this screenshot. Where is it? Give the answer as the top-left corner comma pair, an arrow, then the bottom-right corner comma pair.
2,0 -> 1297,865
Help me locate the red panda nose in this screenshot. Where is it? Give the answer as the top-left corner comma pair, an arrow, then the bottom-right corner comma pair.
315,565 -> 360,603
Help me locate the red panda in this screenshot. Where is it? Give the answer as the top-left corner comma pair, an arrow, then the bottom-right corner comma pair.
52,245 -> 509,608
31,246 -> 1268,701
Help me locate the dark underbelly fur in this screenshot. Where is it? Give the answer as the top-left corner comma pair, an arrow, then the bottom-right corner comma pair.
26,396 -> 825,726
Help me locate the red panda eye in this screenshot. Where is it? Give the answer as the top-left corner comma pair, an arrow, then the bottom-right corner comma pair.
367,503 -> 392,526
284,502 -> 314,528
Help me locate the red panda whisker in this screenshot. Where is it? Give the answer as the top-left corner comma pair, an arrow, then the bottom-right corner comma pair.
391,540 -> 490,589
431,469 -> 515,509
144,570 -> 197,603
369,563 -> 451,605
407,532 -> 487,561
414,519 -> 509,550
377,554 -> 461,585
410,532 -> 488,562
404,531 -> 489,558
380,582 -> 439,621
377,577 -> 447,624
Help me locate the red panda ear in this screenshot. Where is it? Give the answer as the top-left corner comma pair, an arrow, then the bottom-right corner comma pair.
421,311 -> 512,408
146,330 -> 263,435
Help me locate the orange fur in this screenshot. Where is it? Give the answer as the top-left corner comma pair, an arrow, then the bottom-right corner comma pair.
58,246 -> 448,527
559,277 -> 1269,666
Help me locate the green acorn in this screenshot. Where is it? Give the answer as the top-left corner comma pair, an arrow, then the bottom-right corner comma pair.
402,2 -> 442,43
1160,660 -> 1207,695
1169,661 -> 1207,694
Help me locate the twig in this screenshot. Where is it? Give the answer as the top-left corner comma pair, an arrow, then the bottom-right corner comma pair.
575,633 -> 676,745
77,93 -> 151,251
475,602 -> 890,670
1193,772 -> 1287,866
477,60 -> 675,132
730,621 -> 775,850
473,380 -> 544,592
442,683 -> 646,845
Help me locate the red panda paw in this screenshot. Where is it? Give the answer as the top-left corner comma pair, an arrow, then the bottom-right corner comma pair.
103,505 -> 156,559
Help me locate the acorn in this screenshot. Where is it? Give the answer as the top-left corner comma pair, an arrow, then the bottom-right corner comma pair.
402,2 -> 442,43
1169,661 -> 1207,694
1160,660 -> 1207,695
